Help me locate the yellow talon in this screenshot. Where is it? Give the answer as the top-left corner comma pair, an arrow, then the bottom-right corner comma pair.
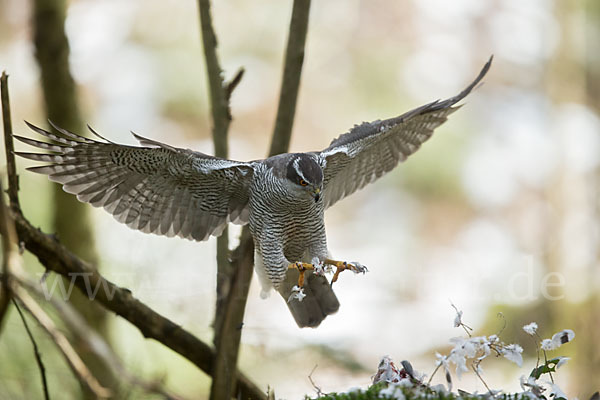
287,262 -> 315,287
324,259 -> 368,285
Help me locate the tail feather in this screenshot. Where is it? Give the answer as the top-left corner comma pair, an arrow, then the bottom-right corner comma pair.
278,268 -> 340,328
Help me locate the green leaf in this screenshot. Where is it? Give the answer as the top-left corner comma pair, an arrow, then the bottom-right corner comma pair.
529,357 -> 561,379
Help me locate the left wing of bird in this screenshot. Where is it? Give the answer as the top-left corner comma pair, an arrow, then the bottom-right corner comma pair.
318,56 -> 492,209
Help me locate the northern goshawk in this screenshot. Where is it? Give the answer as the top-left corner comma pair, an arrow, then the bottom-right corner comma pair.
16,57 -> 491,328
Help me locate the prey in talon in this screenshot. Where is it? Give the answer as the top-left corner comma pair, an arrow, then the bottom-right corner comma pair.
325,260 -> 369,285
16,58 -> 491,328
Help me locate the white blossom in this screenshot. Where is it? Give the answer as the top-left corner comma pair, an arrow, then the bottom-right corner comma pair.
287,285 -> 306,303
541,329 -> 575,351
435,353 -> 452,391
520,375 -> 545,397
501,344 -> 523,367
541,338 -> 557,351
551,329 -> 575,346
454,310 -> 463,328
523,322 -> 538,335
556,356 -> 570,369
547,382 -> 568,399
478,342 -> 491,361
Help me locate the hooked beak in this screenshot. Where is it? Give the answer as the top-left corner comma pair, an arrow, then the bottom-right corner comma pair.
312,187 -> 321,202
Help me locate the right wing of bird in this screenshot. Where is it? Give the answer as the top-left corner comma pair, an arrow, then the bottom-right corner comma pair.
15,122 -> 256,241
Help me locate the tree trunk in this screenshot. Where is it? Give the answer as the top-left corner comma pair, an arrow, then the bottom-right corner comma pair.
31,0 -> 118,396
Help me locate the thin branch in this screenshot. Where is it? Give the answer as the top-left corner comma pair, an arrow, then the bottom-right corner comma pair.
197,0 -> 237,358
12,284 -> 111,398
15,273 -> 187,400
308,365 -> 324,397
225,68 -> 245,101
4,186 -> 104,399
0,180 -> 20,335
0,249 -> 9,334
209,227 -> 254,400
1,72 -> 19,207
0,73 -> 19,334
12,299 -> 51,400
198,0 -> 234,158
0,177 -> 48,399
0,72 -> 17,336
9,208 -> 266,399
471,363 -> 492,394
1,160 -> 184,400
268,0 -> 312,157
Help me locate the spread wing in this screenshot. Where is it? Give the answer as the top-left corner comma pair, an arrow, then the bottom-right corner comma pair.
318,56 -> 492,209
15,122 -> 256,241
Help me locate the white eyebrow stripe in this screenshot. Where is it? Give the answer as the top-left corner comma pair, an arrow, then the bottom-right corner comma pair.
293,157 -> 310,184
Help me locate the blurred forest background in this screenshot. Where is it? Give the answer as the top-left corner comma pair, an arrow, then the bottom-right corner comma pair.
1,0 -> 599,398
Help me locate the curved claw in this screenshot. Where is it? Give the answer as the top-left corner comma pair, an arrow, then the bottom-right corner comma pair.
325,259 -> 368,286
347,261 -> 368,274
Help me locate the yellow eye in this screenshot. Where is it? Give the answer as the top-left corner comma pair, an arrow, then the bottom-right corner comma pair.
299,179 -> 308,186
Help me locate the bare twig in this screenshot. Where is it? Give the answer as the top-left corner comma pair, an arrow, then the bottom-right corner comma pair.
0,180 -> 20,335
0,231 -> 9,334
15,274 -> 187,400
1,179 -> 48,399
0,73 -> 16,334
268,0 -> 312,156
225,68 -> 245,101
495,312 -> 507,337
533,331 -> 543,369
1,72 -> 19,207
9,208 -> 265,399
426,362 -> 442,386
197,0 -> 237,360
198,0 -> 235,157
13,285 -> 111,398
1,168 -> 184,400
471,363 -> 492,394
308,365 -> 324,397
12,299 -> 51,400
209,227 -> 255,400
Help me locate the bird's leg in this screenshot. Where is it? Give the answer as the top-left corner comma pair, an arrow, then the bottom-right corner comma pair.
287,262 -> 315,287
324,259 -> 368,285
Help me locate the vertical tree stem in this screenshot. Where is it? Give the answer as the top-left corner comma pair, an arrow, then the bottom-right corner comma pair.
197,0 -> 235,344
1,72 -> 19,207
269,0 -> 312,157
0,72 -> 16,335
210,1 -> 312,399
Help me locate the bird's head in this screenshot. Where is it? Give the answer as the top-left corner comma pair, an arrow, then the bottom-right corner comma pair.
285,154 -> 323,202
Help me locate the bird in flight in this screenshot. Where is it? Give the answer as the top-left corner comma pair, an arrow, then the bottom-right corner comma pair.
16,57 -> 491,328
